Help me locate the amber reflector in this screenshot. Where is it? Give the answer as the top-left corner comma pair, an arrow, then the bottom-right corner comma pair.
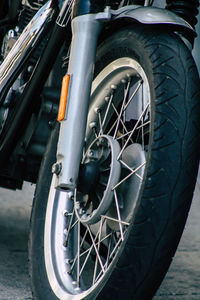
57,74 -> 70,122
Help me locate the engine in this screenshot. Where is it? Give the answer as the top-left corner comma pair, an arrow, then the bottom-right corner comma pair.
0,0 -> 49,135
0,0 -> 60,189
18,0 -> 48,32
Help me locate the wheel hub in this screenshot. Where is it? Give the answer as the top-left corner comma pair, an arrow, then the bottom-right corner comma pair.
75,135 -> 121,225
78,160 -> 100,195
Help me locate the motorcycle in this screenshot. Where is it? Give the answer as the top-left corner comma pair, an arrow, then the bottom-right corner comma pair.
0,0 -> 199,299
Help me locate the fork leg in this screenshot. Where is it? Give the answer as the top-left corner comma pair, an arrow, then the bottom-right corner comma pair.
55,13 -> 102,189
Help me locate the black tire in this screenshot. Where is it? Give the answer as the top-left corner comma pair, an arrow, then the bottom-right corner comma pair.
29,25 -> 200,300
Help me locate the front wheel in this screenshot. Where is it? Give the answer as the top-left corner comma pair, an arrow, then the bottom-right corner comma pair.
29,25 -> 200,300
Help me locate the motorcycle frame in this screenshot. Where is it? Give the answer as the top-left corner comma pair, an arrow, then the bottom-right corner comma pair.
0,0 -> 196,187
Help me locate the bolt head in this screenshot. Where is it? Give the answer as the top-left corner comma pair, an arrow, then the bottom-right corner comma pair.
52,163 -> 62,175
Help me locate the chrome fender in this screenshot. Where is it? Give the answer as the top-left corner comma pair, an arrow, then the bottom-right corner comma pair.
111,5 -> 195,36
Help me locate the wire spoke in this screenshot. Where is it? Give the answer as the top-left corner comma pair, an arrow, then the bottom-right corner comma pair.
117,101 -> 150,159
113,189 -> 124,241
119,159 -> 143,180
104,232 -> 113,270
98,110 -> 103,136
109,236 -> 122,260
107,117 -> 118,136
94,226 -> 129,284
124,80 -> 143,111
78,231 -> 113,263
99,93 -> 114,135
71,223 -> 109,278
64,207 -> 76,244
136,120 -> 150,130
94,237 -> 112,284
77,220 -> 81,286
113,161 -> 146,190
116,128 -> 135,141
70,227 -> 89,272
112,103 -> 134,143
79,227 -> 100,276
116,119 -> 150,142
107,80 -> 143,137
101,215 -> 130,226
93,218 -> 104,284
113,81 -> 130,139
87,225 -> 105,273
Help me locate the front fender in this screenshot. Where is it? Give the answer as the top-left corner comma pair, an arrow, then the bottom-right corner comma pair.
111,5 -> 196,37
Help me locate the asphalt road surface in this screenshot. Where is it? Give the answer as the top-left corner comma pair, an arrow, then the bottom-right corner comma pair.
0,173 -> 199,300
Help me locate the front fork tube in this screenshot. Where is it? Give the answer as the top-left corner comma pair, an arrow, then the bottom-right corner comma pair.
55,14 -> 102,190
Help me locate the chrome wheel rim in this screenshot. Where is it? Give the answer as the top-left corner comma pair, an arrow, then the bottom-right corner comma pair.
45,57 -> 151,299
